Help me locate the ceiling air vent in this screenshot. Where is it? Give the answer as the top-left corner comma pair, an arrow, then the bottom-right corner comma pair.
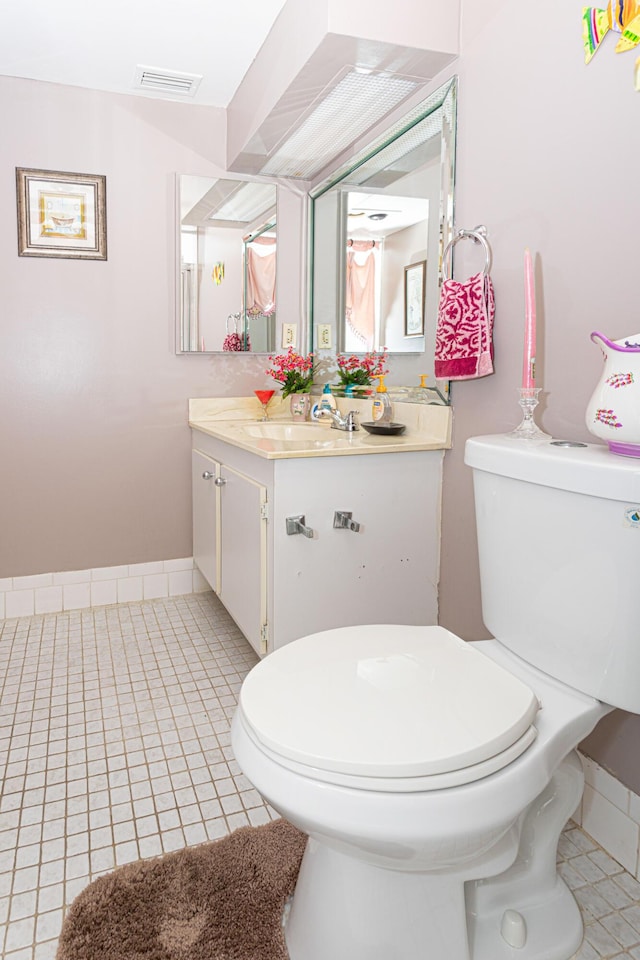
134,65 -> 202,98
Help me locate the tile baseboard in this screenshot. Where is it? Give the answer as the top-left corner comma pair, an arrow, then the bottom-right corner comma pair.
0,558 -> 210,619
575,752 -> 640,879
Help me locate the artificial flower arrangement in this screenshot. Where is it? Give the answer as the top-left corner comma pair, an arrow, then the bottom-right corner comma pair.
266,348 -> 315,398
335,349 -> 389,388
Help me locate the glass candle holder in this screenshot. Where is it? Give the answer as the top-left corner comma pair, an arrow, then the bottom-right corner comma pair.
508,388 -> 551,441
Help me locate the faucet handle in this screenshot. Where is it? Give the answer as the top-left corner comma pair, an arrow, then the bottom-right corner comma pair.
333,510 -> 361,532
285,515 -> 315,538
346,410 -> 360,430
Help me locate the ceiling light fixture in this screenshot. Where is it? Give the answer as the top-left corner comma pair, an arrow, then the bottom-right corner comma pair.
209,181 -> 276,223
259,70 -> 419,179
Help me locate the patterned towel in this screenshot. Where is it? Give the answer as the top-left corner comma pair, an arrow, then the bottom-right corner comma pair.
434,272 -> 495,380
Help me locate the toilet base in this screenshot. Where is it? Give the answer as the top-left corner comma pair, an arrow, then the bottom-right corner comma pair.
467,751 -> 585,960
284,843 -> 581,960
284,754 -> 586,960
285,839 -> 473,960
468,878 -> 582,960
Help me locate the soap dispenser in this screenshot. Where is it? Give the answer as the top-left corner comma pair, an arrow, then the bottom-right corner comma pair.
372,376 -> 393,423
320,383 -> 337,413
312,383 -> 337,426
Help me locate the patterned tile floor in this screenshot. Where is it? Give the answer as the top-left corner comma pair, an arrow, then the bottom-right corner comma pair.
0,591 -> 639,960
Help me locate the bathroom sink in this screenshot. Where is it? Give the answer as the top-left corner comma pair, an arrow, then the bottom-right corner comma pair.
240,422 -> 329,441
230,420 -> 355,451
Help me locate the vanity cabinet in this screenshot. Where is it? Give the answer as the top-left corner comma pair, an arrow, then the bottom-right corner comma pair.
192,428 -> 444,656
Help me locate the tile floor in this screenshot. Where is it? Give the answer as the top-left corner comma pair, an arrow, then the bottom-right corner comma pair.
0,592 -> 639,960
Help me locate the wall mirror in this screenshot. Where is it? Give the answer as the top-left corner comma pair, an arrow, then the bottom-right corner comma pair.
309,76 -> 456,397
177,175 -> 277,353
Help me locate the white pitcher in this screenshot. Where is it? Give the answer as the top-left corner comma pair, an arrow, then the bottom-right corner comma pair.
586,331 -> 640,457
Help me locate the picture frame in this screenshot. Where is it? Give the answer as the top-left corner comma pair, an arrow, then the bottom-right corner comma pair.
16,167 -> 107,260
404,260 -> 426,337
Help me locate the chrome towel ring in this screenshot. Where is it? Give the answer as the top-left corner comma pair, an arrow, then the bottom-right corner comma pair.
442,225 -> 492,281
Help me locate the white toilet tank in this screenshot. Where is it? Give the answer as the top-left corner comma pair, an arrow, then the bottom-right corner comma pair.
465,435 -> 640,713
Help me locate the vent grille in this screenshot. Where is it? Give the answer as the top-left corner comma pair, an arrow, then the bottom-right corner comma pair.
134,65 -> 202,97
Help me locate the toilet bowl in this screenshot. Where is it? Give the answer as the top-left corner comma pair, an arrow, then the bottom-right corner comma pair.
232,627 -> 607,960
232,435 -> 640,960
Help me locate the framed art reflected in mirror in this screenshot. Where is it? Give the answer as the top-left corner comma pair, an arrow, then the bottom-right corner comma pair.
404,260 -> 426,337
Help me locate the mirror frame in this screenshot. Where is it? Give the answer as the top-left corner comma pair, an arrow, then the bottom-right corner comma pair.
308,76 -> 457,396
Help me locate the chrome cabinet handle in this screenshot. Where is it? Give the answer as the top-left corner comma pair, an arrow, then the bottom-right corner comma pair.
202,472 -> 226,486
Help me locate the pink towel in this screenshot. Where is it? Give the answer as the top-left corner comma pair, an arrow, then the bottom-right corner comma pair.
434,272 -> 495,380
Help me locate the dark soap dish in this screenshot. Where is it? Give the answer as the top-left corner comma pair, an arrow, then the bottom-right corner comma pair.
361,421 -> 406,436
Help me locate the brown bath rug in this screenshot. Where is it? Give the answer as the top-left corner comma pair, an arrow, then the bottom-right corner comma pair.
56,819 -> 307,960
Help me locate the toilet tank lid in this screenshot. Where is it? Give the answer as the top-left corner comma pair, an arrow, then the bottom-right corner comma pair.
465,435 -> 640,502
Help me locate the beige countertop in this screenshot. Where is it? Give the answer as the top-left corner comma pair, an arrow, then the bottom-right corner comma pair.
189,397 -> 452,460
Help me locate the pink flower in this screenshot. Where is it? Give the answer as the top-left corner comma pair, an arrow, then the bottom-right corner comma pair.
266,348 -> 315,398
336,349 -> 388,385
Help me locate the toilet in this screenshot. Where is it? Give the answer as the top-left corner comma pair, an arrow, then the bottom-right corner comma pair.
231,435 -> 640,960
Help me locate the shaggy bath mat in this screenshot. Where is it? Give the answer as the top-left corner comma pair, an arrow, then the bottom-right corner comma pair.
56,819 -> 307,960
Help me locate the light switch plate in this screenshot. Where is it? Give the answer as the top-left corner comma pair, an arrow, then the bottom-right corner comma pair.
317,324 -> 332,349
282,323 -> 297,348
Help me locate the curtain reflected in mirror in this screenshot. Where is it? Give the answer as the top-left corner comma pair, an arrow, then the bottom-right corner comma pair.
243,227 -> 276,352
177,176 -> 277,353
344,192 -> 429,353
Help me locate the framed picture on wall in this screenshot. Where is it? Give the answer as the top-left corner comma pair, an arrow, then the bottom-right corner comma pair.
404,260 -> 426,337
16,168 -> 107,260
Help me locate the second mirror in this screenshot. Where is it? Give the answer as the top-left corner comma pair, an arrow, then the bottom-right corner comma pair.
177,176 -> 277,353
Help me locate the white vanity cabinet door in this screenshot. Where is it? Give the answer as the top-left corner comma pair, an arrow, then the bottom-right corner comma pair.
219,464 -> 268,656
192,450 -> 220,593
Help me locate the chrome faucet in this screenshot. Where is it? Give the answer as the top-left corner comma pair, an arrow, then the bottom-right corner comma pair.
311,407 -> 360,431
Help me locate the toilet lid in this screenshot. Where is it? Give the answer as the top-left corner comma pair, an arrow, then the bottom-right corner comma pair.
240,625 -> 539,780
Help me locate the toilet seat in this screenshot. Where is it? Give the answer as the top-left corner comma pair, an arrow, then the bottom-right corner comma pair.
239,625 -> 540,792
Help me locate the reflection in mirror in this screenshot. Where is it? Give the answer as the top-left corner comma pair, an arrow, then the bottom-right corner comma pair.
177,176 -> 277,353
344,192 -> 429,353
310,76 -> 456,398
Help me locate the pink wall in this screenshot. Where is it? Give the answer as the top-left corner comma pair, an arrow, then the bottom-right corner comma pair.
437,0 -> 640,790
0,76 -> 292,578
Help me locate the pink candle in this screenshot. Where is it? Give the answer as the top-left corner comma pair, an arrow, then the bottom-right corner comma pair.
522,248 -> 536,389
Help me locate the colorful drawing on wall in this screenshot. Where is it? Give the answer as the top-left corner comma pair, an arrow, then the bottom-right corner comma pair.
212,262 -> 225,285
583,2 -> 640,89
16,168 -> 107,259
